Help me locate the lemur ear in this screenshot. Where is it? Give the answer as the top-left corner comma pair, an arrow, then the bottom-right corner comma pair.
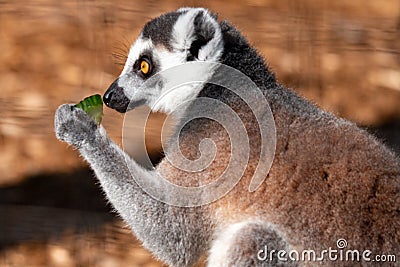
173,8 -> 223,61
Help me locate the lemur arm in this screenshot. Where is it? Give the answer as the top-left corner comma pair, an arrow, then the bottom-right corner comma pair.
54,104 -> 207,267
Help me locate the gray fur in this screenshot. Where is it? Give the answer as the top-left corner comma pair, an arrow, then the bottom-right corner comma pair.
55,104 -> 211,266
208,221 -> 297,266
142,11 -> 182,49
55,7 -> 400,267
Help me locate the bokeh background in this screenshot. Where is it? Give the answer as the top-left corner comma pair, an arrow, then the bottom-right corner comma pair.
0,0 -> 399,266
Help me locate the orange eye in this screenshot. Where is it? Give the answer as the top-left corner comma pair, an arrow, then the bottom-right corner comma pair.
140,59 -> 150,75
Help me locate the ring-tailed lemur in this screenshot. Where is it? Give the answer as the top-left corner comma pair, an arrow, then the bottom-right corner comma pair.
55,7 -> 400,267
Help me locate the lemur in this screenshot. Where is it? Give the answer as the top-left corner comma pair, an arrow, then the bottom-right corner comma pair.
55,7 -> 400,267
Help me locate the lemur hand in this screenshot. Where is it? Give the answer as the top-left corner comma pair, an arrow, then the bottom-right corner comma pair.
55,104 -> 100,148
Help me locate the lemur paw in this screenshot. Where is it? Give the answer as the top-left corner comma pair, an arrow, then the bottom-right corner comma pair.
54,104 -> 99,148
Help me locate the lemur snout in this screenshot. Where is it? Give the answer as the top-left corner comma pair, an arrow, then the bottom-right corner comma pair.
103,78 -> 130,113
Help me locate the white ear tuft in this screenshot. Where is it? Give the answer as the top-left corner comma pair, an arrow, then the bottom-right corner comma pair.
177,7 -> 195,13
172,8 -> 223,62
171,8 -> 199,51
196,11 -> 223,61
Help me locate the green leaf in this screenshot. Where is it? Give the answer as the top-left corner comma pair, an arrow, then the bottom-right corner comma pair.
75,94 -> 103,125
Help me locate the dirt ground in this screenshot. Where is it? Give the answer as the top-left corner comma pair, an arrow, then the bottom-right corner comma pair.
0,0 -> 399,266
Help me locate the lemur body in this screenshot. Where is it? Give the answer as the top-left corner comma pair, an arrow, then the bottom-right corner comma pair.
55,8 -> 400,266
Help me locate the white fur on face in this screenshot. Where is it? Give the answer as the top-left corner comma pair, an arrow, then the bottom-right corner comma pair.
149,8 -> 224,113
121,35 -> 155,77
149,60 -> 217,113
118,8 -> 224,114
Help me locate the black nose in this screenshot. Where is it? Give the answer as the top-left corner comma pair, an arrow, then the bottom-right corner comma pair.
103,89 -> 113,107
103,78 -> 130,113
103,78 -> 120,108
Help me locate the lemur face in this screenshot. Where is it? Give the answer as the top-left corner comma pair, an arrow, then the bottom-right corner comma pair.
103,7 -> 224,114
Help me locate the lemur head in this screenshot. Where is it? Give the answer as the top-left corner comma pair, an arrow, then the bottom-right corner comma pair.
103,7 -> 224,114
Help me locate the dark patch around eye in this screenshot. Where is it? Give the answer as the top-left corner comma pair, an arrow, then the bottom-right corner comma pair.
132,50 -> 159,79
133,50 -> 152,71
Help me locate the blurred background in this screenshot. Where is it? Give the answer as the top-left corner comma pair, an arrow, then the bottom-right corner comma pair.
0,0 -> 399,266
